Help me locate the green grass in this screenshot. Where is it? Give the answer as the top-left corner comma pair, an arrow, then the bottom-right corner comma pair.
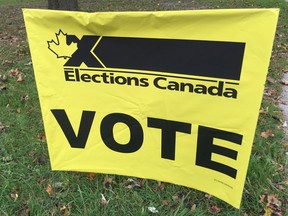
0,0 -> 288,215
0,0 -> 44,5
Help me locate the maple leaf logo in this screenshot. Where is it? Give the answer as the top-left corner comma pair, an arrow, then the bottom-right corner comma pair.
47,30 -> 77,59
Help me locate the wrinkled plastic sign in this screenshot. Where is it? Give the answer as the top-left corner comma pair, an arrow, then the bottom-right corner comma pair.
23,8 -> 278,208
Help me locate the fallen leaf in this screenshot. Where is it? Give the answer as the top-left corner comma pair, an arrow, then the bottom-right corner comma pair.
267,88 -> 277,96
100,193 -> 109,206
46,183 -> 53,197
191,204 -> 197,212
267,194 -> 279,206
87,172 -> 96,181
0,121 -> 6,132
172,194 -> 180,201
59,203 -> 70,216
2,60 -> 13,65
170,204 -> 179,210
38,132 -> 46,141
162,199 -> 169,206
148,206 -> 159,213
9,68 -> 19,77
259,108 -> 268,114
260,194 -> 267,203
0,85 -> 7,91
0,74 -> 7,82
266,76 -> 275,83
29,150 -> 36,157
103,175 -> 113,187
260,194 -> 282,216
208,205 -> 221,214
261,130 -> 274,138
17,73 -> 23,82
18,205 -> 30,216
157,181 -> 165,191
2,155 -> 13,163
281,79 -> 288,85
280,101 -> 288,105
10,187 -> 19,201
205,193 -> 213,199
126,178 -> 141,189
16,108 -> 21,113
261,204 -> 282,216
275,184 -> 285,190
10,192 -> 18,201
20,95 -> 29,102
275,164 -> 284,172
9,35 -> 18,44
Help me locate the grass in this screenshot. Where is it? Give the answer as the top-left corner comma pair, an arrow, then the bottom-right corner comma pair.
0,0 -> 288,215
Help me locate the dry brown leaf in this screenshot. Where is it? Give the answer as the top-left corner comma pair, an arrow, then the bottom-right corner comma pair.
281,100 -> 288,105
281,79 -> 288,85
100,193 -> 109,206
191,204 -> 197,212
275,184 -> 285,190
46,183 -> 53,197
267,89 -> 277,96
267,194 -> 279,206
59,204 -> 70,216
259,108 -> 268,114
38,132 -> 46,141
9,36 -> 18,43
205,193 -> 213,199
21,95 -> 29,102
10,192 -> 18,201
260,194 -> 267,203
275,164 -> 284,172
18,205 -> 30,216
0,74 -> 7,82
260,194 -> 282,216
157,181 -> 165,191
261,204 -> 282,216
0,85 -> 7,91
208,205 -> 221,214
2,60 -> 13,65
261,130 -> 274,138
103,175 -> 113,187
172,194 -> 180,201
9,68 -> 19,77
126,178 -> 141,189
162,199 -> 169,206
17,73 -> 23,82
0,121 -> 5,132
87,172 -> 96,181
10,188 -> 19,201
29,150 -> 36,157
140,178 -> 146,187
266,76 -> 275,83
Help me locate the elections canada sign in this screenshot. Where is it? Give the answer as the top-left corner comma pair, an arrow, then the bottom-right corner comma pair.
23,9 -> 279,208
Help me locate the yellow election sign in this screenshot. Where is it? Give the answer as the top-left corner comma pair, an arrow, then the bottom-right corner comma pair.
23,8 -> 278,208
